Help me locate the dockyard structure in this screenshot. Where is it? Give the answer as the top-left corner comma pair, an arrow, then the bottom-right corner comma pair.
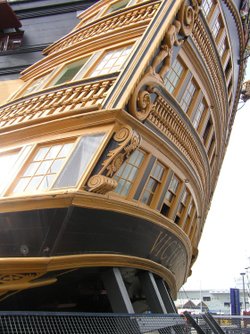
0,0 -> 247,313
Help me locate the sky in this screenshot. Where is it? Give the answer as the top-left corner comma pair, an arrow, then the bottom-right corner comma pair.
182,63 -> 250,292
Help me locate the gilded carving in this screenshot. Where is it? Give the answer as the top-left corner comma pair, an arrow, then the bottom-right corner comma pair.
44,2 -> 160,55
101,125 -> 141,177
0,273 -> 41,285
87,126 -> 140,194
88,175 -> 118,194
0,79 -> 116,129
128,0 -> 201,122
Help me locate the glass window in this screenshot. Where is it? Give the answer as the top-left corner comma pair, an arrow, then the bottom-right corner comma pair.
177,189 -> 188,215
23,74 -> 51,96
140,161 -> 164,205
180,80 -> 196,113
164,58 -> 184,94
160,174 -> 180,217
114,149 -> 145,196
52,57 -> 89,86
53,133 -> 105,188
90,46 -> 132,77
203,116 -> 213,143
13,142 -> 75,194
0,152 -> 20,194
211,17 -> 221,40
218,38 -> 226,57
106,0 -> 131,14
193,100 -> 205,129
164,175 -> 179,203
0,146 -> 32,195
201,0 -> 213,18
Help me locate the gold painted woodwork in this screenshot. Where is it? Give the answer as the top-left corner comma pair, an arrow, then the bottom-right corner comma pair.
0,254 -> 177,299
43,1 -> 160,56
88,175 -> 118,194
0,78 -> 116,130
96,125 -> 141,177
0,79 -> 24,106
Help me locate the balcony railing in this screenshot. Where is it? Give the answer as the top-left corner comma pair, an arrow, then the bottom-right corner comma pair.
0,75 -> 117,129
44,1 -> 160,56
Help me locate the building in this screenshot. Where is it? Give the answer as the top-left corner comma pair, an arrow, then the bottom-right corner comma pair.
176,289 -> 249,314
0,0 -> 248,314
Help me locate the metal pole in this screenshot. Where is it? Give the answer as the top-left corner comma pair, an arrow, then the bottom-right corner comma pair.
240,272 -> 247,312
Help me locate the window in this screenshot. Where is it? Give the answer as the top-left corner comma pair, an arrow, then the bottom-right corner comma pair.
218,38 -> 226,58
161,174 -> 180,216
175,189 -> 190,224
106,0 -> 131,14
24,76 -> 47,96
114,149 -> 145,196
224,302 -> 230,307
51,57 -> 90,86
13,142 -> 75,194
164,58 -> 184,94
0,151 -> 20,194
12,133 -> 105,194
180,80 -> 196,113
201,0 -> 213,18
203,296 -> 211,302
53,134 -> 105,188
193,100 -> 205,129
140,161 -> 164,205
0,146 -> 32,195
203,116 -> 213,144
211,16 -> 221,40
90,46 -> 132,77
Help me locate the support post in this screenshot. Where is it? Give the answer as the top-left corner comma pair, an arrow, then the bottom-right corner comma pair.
139,271 -> 167,313
155,277 -> 177,313
102,267 -> 134,313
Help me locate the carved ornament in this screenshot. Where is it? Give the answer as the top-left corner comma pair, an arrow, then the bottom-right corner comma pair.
87,125 -> 140,194
88,175 -> 118,194
129,0 -> 201,122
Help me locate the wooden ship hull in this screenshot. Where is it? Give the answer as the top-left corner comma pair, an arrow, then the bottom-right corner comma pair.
0,0 -> 247,313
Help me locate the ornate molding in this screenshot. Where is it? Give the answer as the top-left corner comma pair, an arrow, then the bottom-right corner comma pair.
0,272 -> 57,295
44,1 -> 160,56
87,125 -> 140,194
128,0 -> 201,122
100,125 -> 140,177
87,175 -> 118,194
0,77 -> 116,130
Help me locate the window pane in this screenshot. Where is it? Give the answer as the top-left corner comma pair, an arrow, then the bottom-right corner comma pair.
34,147 -> 50,161
0,152 -> 20,192
53,133 -> 105,188
114,149 -> 145,196
90,46 -> 132,77
164,58 -> 184,94
107,0 -> 130,13
53,58 -> 89,86
23,162 -> 40,177
13,142 -> 74,194
38,175 -> 55,191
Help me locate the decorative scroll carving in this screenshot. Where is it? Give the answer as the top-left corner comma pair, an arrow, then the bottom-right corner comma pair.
128,0 -> 201,122
0,273 -> 40,285
87,126 -> 140,194
0,272 -> 57,296
103,126 -> 140,177
88,175 -> 118,194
